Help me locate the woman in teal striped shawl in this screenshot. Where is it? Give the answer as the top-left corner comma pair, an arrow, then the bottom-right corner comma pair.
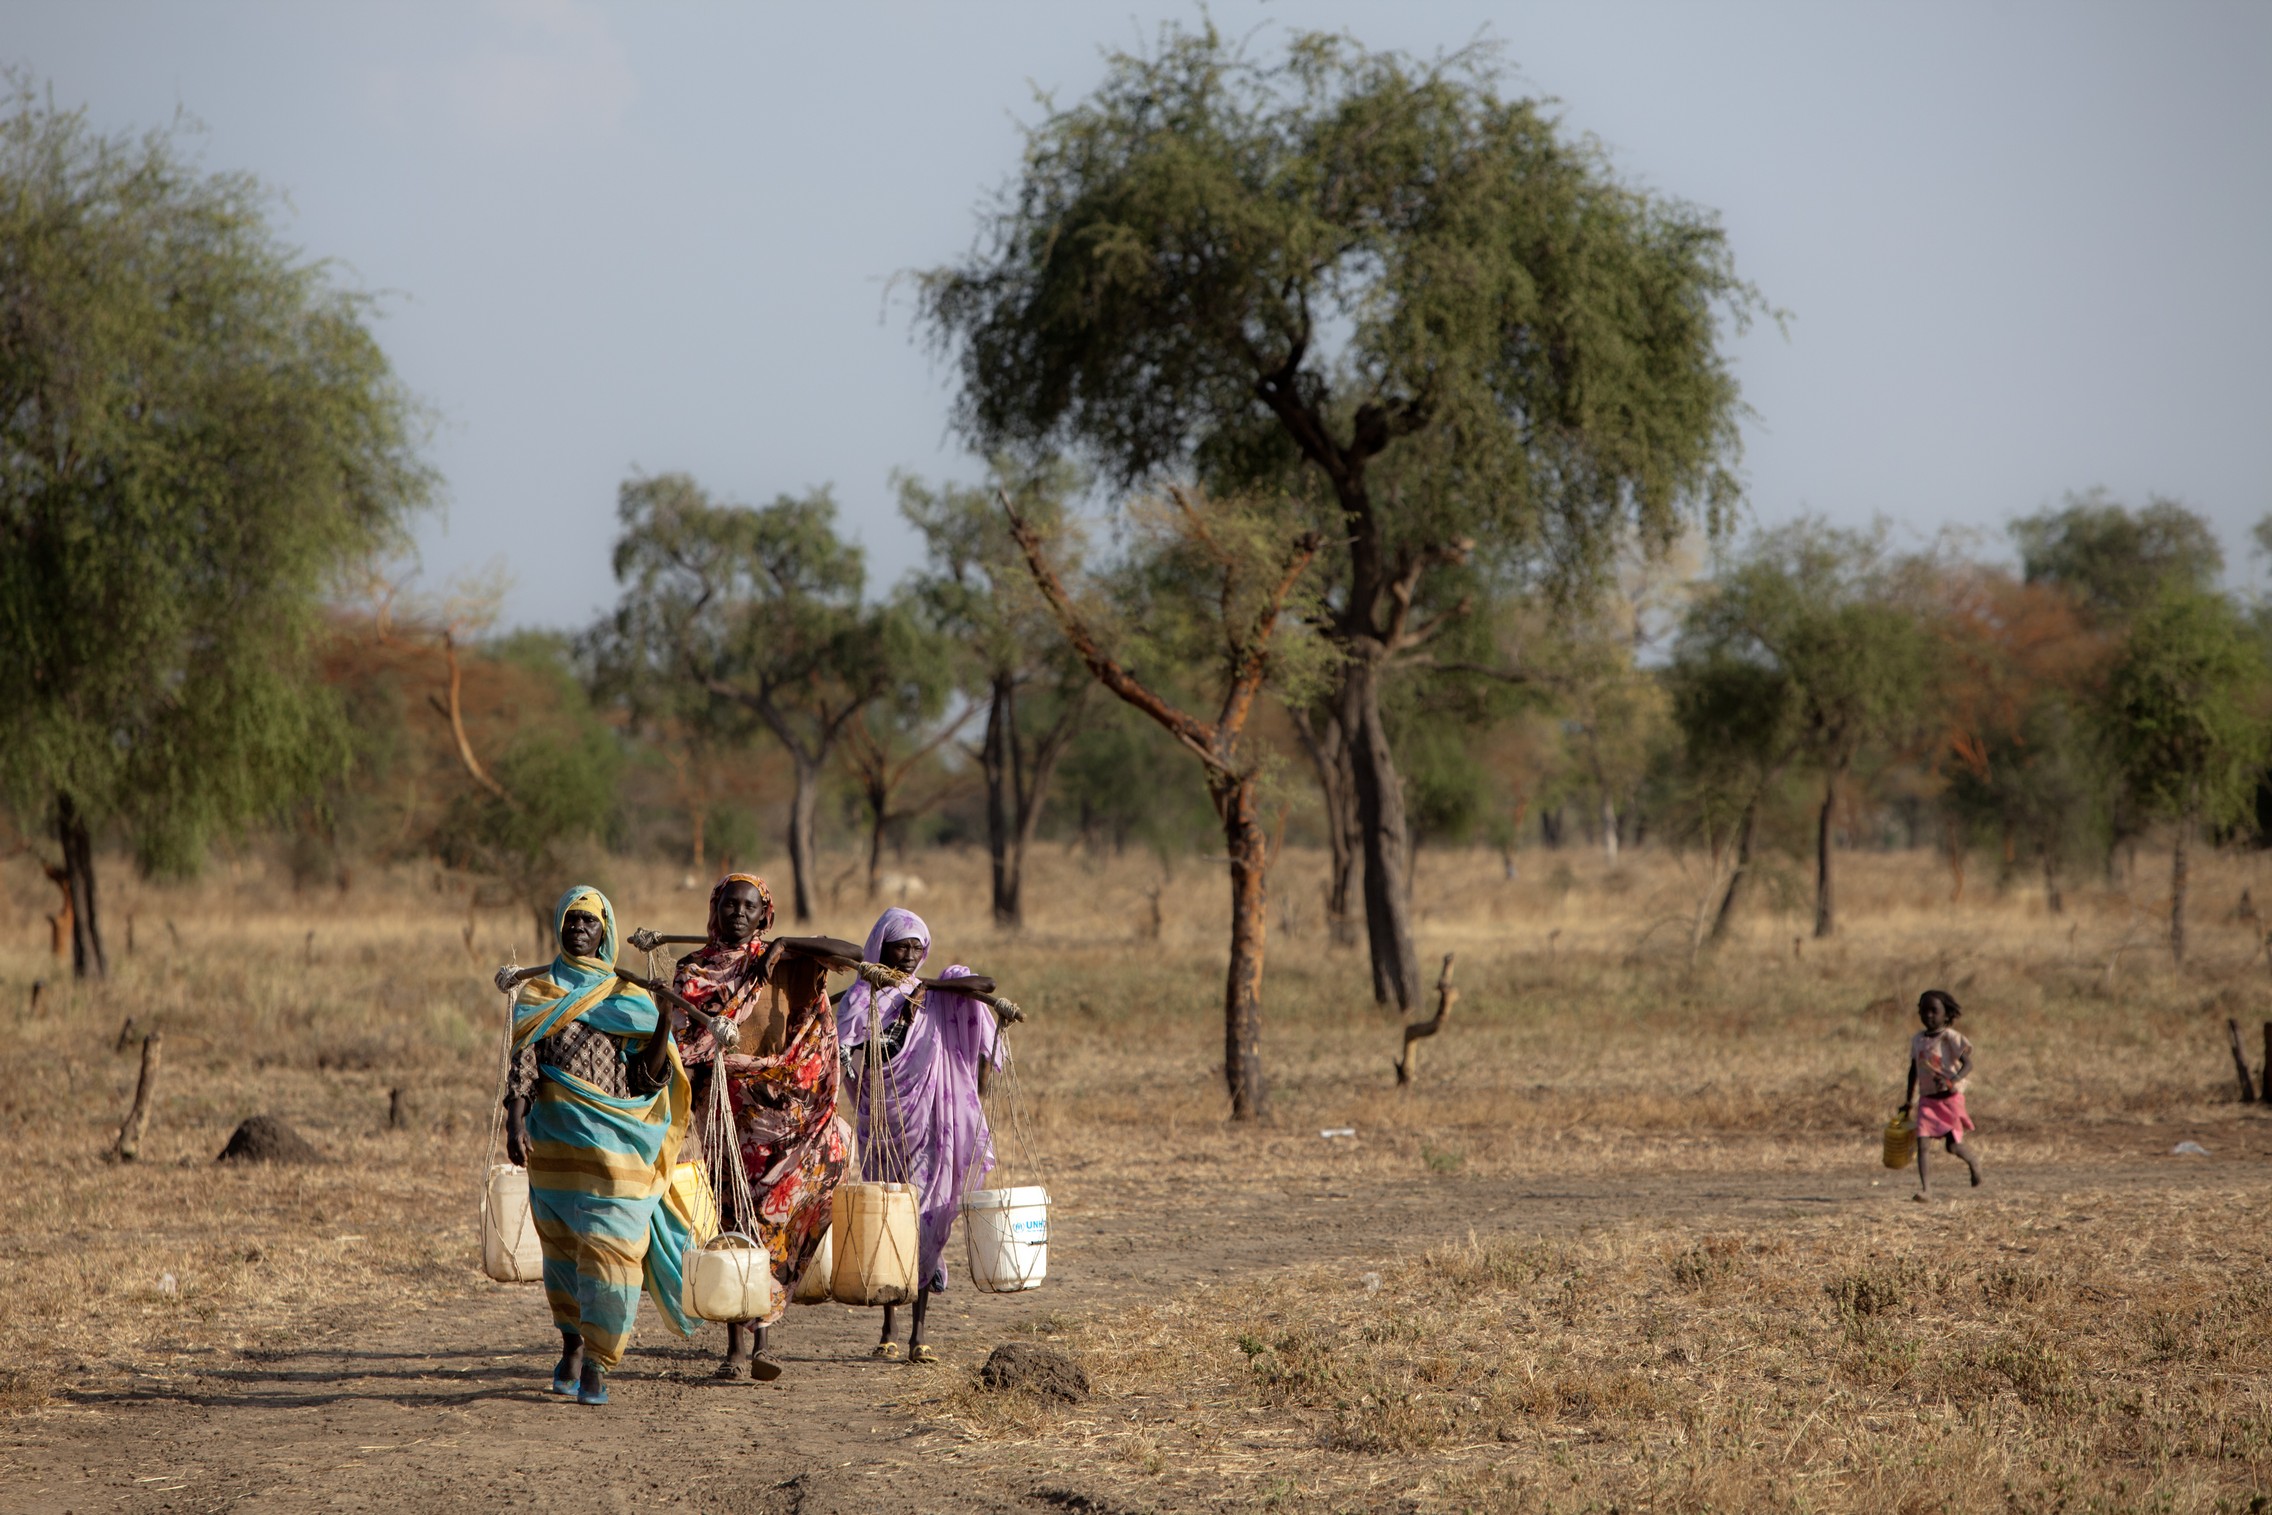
497,885 -> 701,1406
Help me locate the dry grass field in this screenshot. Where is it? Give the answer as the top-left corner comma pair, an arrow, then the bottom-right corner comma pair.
3,838 -> 2270,1511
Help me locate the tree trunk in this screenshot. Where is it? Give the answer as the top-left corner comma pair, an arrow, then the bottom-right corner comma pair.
56,791 -> 106,981
1601,793 -> 1620,868
786,757 -> 821,924
1813,771 -> 1837,940
1215,772 -> 1269,1120
2041,846 -> 2063,915
690,806 -> 706,876
1709,799 -> 1759,944
1342,658 -> 1422,1010
1289,707 -> 1361,948
2171,821 -> 2189,968
1008,737 -> 1064,930
982,677 -> 1020,927
864,787 -> 888,902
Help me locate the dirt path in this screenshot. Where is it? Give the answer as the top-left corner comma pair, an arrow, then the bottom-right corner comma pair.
6,1149 -> 2264,1515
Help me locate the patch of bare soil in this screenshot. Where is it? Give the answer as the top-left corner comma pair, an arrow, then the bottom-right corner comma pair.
4,1133 -> 2262,1514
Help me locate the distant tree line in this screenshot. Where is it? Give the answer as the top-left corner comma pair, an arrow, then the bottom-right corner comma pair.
9,35 -> 2272,1123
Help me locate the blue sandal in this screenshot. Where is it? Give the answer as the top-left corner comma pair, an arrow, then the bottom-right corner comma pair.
576,1376 -> 609,1406
550,1375 -> 578,1398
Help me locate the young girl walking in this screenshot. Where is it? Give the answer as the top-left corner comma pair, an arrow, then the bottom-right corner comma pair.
1901,988 -> 1982,1201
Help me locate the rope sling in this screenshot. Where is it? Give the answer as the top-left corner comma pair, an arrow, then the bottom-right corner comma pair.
849,959 -> 1053,1294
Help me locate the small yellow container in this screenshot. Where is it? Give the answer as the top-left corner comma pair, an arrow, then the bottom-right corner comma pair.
1881,1111 -> 1916,1170
669,1159 -> 720,1245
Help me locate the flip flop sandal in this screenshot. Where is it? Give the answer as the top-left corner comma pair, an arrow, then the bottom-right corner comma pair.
550,1375 -> 578,1398
908,1345 -> 938,1365
752,1357 -> 784,1382
871,1342 -> 903,1361
576,1380 -> 609,1406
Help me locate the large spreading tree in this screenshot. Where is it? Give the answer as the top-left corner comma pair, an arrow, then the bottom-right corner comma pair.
598,473 -> 896,921
920,23 -> 1760,1008
0,82 -> 434,977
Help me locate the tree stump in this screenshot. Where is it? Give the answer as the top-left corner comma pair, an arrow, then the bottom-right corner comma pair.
111,1032 -> 163,1161
1394,954 -> 1458,1087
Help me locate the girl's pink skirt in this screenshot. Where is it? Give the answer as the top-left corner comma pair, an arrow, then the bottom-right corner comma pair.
1917,1091 -> 1973,1139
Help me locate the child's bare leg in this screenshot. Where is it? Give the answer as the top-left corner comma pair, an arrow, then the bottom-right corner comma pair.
1914,1131 -> 1932,1199
1946,1134 -> 1981,1186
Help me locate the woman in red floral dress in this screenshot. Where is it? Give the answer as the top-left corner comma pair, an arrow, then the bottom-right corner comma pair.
670,873 -> 855,1380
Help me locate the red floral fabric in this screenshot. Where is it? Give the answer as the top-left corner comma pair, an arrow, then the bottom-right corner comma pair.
674,940 -> 843,1295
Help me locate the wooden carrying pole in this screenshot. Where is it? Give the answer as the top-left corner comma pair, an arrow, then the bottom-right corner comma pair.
2226,1018 -> 2258,1103
1395,954 -> 1458,1087
112,1031 -> 163,1161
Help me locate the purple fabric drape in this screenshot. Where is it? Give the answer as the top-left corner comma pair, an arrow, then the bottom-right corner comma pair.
837,908 -> 1001,1290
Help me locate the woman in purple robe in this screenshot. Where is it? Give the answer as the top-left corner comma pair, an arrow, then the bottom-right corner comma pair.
836,906 -> 1004,1363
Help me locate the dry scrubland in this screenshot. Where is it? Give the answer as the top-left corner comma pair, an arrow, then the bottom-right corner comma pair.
3,841 -> 2271,1510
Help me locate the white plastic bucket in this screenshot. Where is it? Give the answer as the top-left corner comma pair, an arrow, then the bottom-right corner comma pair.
480,1163 -> 544,1283
960,1185 -> 1048,1293
681,1230 -> 777,1323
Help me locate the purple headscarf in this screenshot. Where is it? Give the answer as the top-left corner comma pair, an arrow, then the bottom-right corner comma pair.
835,906 -> 1001,1291
836,906 -> 929,1048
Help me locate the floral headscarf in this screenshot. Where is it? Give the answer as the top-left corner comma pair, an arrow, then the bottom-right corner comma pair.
671,873 -> 780,1057
707,872 -> 775,942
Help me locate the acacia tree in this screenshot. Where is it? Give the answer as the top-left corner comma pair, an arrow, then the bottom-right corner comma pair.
920,24 -> 1759,1008
1666,649 -> 1799,940
1004,484 -> 1325,1118
836,597 -> 971,900
431,630 -> 624,952
1681,523 -> 1932,938
1933,566 -> 2109,912
2012,492 -> 2223,880
2101,589 -> 2268,967
599,474 -> 892,921
900,460 -> 1091,926
2014,490 -> 2223,625
0,82 -> 433,976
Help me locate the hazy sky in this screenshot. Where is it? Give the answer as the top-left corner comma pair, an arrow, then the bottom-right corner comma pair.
8,2 -> 2270,627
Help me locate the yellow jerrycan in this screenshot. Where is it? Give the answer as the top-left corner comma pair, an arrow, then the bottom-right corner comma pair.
1881,1110 -> 1916,1170
829,1181 -> 920,1305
